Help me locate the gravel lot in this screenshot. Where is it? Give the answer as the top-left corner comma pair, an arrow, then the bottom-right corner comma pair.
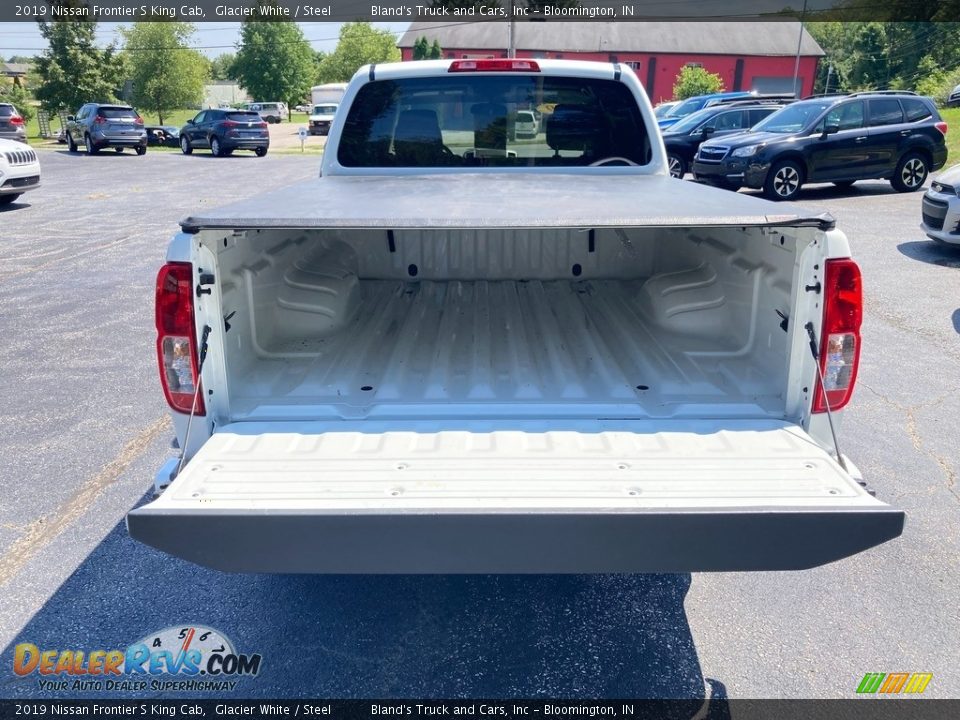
0,149 -> 958,702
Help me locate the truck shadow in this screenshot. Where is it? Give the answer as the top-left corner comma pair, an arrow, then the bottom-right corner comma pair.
897,240 -> 960,268
1,504 -> 714,708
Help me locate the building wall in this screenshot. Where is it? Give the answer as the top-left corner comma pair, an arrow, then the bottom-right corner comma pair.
399,48 -> 819,102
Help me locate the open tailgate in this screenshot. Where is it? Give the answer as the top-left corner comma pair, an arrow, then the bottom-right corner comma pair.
128,419 -> 903,573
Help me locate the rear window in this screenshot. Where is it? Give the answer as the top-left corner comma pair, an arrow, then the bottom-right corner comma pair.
100,107 -> 137,119
0,104 -> 15,116
226,112 -> 261,122
902,97 -> 932,122
868,98 -> 904,127
338,75 -> 651,168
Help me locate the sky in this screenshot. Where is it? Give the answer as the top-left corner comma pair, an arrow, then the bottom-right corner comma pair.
0,22 -> 413,60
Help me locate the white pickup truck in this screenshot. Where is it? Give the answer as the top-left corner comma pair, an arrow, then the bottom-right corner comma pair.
128,59 -> 903,573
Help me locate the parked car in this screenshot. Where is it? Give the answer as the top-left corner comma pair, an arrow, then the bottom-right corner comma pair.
692,91 -> 949,200
0,103 -> 27,143
65,103 -> 147,155
242,102 -> 287,124
0,137 -> 40,205
948,83 -> 960,107
921,164 -> 960,245
514,110 -> 539,138
662,101 -> 787,178
146,125 -> 181,148
653,101 -> 680,119
658,91 -> 759,129
179,109 -> 269,157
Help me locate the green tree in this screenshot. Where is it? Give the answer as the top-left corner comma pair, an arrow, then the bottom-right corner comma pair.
672,66 -> 724,100
121,22 -> 208,124
33,5 -> 125,113
0,84 -> 35,123
209,53 -> 236,81
412,37 -> 429,61
317,23 -> 401,83
232,3 -> 316,119
429,40 -> 443,60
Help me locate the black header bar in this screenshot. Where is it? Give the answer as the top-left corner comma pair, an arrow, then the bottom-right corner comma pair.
2,700 -> 960,720
4,0 -> 960,23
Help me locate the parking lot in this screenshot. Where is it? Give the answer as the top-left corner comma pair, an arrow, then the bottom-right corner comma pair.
1,149 -> 959,701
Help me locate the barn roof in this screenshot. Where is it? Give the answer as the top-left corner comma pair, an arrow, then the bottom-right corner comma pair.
398,21 -> 825,57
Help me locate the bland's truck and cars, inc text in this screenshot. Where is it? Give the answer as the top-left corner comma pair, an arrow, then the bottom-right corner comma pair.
127,59 -> 904,573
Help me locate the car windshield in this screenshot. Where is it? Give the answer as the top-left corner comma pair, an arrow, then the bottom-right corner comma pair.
338,74 -> 651,168
313,105 -> 338,114
752,101 -> 832,133
665,97 -> 708,119
663,107 -> 716,134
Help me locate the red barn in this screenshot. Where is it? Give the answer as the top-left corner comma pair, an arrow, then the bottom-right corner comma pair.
398,22 -> 824,103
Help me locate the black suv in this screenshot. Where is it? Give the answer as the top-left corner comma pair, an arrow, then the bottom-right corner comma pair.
662,101 -> 788,178
179,109 -> 269,157
692,92 -> 948,200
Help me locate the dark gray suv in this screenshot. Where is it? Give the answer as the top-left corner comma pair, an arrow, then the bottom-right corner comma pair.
178,109 -> 269,157
66,103 -> 147,155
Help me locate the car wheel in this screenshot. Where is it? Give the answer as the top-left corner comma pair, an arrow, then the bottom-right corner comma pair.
833,180 -> 856,189
114,147 -> 124,153
66,132 -> 77,153
136,145 -> 147,156
891,153 -> 929,192
180,135 -> 192,155
0,193 -> 21,206
223,148 -> 234,156
255,146 -> 268,157
84,134 -> 98,155
667,153 -> 686,179
210,136 -> 222,157
764,159 -> 803,201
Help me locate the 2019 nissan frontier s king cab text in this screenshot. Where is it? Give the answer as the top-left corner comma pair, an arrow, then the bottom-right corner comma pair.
127,59 -> 904,573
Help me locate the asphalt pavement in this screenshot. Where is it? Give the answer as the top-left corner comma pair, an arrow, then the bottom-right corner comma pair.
0,150 -> 958,702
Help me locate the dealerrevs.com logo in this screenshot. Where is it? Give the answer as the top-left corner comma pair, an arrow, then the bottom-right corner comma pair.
13,625 -> 262,692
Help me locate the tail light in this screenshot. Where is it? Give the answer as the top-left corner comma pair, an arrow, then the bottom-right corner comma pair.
156,263 -> 204,415
10,115 -> 23,126
449,59 -> 540,73
935,121 -> 948,135
222,120 -> 238,128
812,258 -> 862,413
94,115 -> 106,125
257,121 -> 268,129
135,115 -> 144,125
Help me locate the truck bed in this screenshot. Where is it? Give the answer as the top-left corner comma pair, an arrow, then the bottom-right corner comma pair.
229,278 -> 782,419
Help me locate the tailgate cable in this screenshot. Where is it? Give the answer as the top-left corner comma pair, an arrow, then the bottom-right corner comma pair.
176,324 -> 212,477
804,322 -> 848,472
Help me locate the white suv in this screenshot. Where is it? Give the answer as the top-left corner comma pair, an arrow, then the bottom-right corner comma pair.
0,137 -> 40,205
243,102 -> 287,124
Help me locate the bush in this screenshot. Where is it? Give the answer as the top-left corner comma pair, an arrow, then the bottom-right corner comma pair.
672,66 -> 725,100
915,64 -> 960,107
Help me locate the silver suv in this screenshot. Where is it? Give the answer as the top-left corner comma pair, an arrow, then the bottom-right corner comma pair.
65,103 -> 147,155
0,104 -> 27,143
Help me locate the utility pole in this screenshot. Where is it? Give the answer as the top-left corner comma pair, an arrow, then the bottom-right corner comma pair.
792,0 -> 809,98
508,0 -> 516,58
